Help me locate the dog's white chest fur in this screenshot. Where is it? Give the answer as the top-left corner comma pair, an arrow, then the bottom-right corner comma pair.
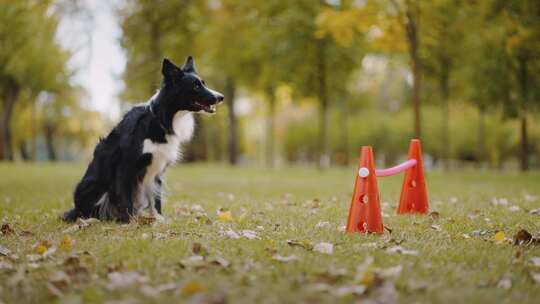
136,111 -> 194,215
142,111 -> 194,169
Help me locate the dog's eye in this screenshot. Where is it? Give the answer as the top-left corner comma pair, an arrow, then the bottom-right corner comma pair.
194,84 -> 201,92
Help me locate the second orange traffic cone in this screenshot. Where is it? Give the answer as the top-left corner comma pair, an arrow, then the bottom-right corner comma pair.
397,139 -> 429,214
346,146 -> 384,234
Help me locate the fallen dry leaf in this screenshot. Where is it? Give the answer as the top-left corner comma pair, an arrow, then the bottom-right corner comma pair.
378,265 -> 403,280
107,272 -> 149,290
467,211 -> 479,220
531,273 -> 540,284
180,255 -> 205,268
49,270 -> 71,291
496,277 -> 512,290
429,211 -> 440,220
507,206 -> 521,212
524,193 -> 538,202
0,245 -> 11,256
59,235 -> 73,251
370,280 -> 398,304
218,210 -> 233,222
35,240 -> 56,257
313,242 -> 334,255
140,285 -> 160,298
494,231 -> 509,245
63,255 -> 92,284
431,224 -> 442,232
133,216 -> 155,226
530,257 -> 540,267
26,254 -> 42,262
0,261 -> 14,270
181,280 -> 204,296
192,242 -> 208,256
272,254 -> 298,263
331,285 -> 367,297
530,208 -> 540,215
407,280 -> 430,293
492,197 -> 508,206
208,256 -> 231,268
514,229 -> 540,246
316,221 -> 331,228
355,257 -> 374,286
62,218 -> 100,233
286,239 -> 313,250
220,229 -> 240,239
1,223 -> 14,235
240,230 -> 259,240
386,246 -> 419,256
47,282 -> 64,298
514,248 -> 525,264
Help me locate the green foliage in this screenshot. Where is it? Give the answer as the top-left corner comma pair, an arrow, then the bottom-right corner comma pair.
284,103 -> 534,168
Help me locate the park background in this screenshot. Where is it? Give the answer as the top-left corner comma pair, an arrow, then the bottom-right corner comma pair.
0,0 -> 539,170
2,1 -> 540,303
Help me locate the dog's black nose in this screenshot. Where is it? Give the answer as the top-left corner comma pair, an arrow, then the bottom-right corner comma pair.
216,94 -> 224,102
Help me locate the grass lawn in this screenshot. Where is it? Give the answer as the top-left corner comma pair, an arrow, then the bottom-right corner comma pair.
1,163 -> 540,303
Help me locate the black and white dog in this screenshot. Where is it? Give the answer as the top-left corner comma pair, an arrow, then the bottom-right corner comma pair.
62,56 -> 223,222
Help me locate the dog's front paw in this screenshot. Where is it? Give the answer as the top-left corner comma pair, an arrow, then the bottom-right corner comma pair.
61,208 -> 79,222
154,213 -> 166,223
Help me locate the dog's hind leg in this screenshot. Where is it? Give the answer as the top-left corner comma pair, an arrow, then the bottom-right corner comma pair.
155,176 -> 162,215
62,157 -> 108,222
62,178 -> 106,222
75,179 -> 106,218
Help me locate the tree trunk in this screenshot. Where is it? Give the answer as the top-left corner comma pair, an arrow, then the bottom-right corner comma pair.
405,1 -> 421,139
44,123 -> 58,161
0,79 -> 20,161
341,97 -> 349,165
477,106 -> 486,165
440,57 -> 450,170
225,77 -> 238,165
30,100 -> 37,160
518,55 -> 529,171
317,38 -> 330,169
19,141 -> 30,161
266,86 -> 276,168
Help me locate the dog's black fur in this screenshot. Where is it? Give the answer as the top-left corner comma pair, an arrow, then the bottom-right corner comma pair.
62,56 -> 223,222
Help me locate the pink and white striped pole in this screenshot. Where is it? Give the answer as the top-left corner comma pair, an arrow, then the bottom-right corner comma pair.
358,159 -> 417,178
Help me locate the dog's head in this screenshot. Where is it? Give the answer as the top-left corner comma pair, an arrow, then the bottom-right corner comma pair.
161,56 -> 224,114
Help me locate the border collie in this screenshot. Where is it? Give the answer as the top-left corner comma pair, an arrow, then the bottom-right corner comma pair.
62,56 -> 223,222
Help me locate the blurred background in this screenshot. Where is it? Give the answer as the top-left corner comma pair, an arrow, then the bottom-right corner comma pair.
0,0 -> 538,170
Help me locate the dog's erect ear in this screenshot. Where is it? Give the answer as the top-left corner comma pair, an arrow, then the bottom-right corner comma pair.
162,58 -> 183,80
182,56 -> 196,73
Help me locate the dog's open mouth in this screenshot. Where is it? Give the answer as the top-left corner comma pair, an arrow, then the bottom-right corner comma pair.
193,101 -> 217,114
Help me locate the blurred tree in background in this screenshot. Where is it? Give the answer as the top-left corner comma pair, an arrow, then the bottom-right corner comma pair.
1,0 -> 539,170
0,0 -> 98,161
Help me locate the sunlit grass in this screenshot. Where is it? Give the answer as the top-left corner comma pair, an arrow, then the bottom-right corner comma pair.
1,163 -> 540,303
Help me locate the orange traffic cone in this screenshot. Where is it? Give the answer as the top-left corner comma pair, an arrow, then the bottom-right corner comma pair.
346,146 -> 384,234
397,139 -> 429,214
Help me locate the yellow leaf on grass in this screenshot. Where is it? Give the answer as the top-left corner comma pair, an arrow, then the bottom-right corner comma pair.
59,235 -> 73,251
218,211 -> 233,222
302,239 -> 314,250
494,231 -> 506,244
359,269 -> 375,287
36,240 -> 51,254
181,280 -> 204,296
36,244 -> 48,255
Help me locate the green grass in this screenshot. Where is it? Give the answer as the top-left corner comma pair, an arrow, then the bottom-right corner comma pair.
1,163 -> 540,303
